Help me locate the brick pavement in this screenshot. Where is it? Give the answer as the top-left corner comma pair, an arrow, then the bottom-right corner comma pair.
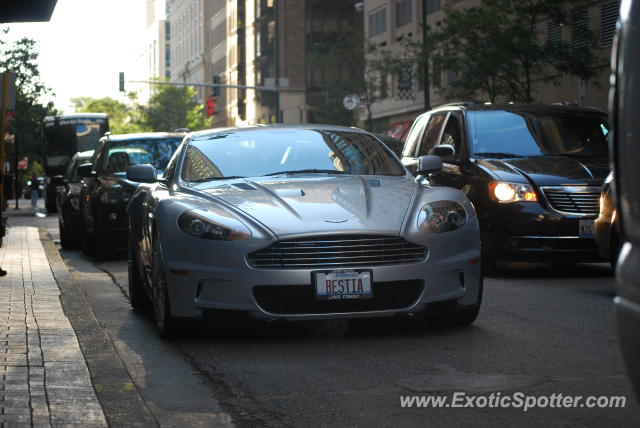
0,226 -> 107,427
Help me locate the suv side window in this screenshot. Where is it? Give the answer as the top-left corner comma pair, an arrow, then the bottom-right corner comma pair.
417,113 -> 447,157
402,114 -> 430,157
63,157 -> 76,181
438,113 -> 464,158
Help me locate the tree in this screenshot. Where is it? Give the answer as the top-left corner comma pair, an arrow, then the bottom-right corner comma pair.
72,96 -> 148,134
0,31 -> 58,165
142,84 -> 207,132
424,0 -> 601,103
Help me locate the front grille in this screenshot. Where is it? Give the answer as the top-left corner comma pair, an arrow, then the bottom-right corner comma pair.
253,280 -> 424,314
247,235 -> 427,268
541,186 -> 600,215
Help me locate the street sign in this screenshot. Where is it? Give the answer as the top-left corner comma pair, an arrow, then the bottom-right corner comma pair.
17,157 -> 28,170
343,94 -> 359,111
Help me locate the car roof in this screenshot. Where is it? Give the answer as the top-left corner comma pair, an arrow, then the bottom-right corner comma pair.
101,132 -> 187,142
425,102 -> 606,115
189,124 -> 368,141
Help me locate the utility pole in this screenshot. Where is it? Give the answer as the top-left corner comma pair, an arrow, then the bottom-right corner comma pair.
421,0 -> 431,111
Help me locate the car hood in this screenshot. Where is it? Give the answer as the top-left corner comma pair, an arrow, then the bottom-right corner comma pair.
476,156 -> 609,186
195,175 -> 417,237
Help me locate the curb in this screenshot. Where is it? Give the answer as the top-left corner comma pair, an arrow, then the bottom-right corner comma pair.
39,228 -> 158,427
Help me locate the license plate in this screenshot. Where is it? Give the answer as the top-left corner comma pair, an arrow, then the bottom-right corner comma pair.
579,219 -> 595,238
314,270 -> 373,300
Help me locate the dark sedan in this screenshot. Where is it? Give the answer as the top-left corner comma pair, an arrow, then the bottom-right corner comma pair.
78,132 -> 184,260
401,103 -> 610,272
53,150 -> 94,249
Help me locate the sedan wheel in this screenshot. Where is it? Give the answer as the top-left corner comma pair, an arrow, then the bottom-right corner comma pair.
151,233 -> 176,338
128,237 -> 150,312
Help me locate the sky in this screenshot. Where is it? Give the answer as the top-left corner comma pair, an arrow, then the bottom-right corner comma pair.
3,0 -> 146,113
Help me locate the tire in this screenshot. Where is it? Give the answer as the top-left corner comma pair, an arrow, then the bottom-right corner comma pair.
426,278 -> 483,327
59,218 -> 77,250
481,253 -> 498,276
151,231 -> 177,338
128,236 -> 151,312
80,218 -> 95,255
94,225 -> 110,261
610,230 -> 622,271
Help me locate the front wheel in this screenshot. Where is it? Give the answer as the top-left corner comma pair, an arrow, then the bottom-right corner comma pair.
426,279 -> 483,327
151,232 -> 177,338
128,236 -> 151,312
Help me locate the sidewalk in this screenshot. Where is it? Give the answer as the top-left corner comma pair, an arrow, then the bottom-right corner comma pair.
0,226 -> 107,426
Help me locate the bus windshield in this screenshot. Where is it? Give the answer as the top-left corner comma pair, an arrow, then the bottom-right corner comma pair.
43,115 -> 109,174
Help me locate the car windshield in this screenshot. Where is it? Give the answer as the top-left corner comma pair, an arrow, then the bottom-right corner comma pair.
102,138 -> 182,173
180,129 -> 405,182
469,110 -> 609,158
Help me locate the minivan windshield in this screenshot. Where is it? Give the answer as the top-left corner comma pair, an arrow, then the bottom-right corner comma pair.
469,110 -> 609,158
181,129 -> 405,182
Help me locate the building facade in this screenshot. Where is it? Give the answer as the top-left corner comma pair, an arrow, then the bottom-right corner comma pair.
134,0 -> 172,104
362,0 -> 620,139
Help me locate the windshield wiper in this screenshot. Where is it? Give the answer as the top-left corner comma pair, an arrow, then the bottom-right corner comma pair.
262,169 -> 350,176
190,175 -> 245,182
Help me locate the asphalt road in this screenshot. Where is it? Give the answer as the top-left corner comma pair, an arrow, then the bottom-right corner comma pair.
12,207 -> 640,427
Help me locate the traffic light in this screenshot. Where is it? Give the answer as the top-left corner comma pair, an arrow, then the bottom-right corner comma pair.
119,72 -> 125,92
212,75 -> 220,97
206,97 -> 215,117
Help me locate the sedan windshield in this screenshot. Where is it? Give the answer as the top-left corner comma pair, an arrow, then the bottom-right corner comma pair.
469,110 -> 609,158
180,129 -> 405,182
102,138 -> 182,173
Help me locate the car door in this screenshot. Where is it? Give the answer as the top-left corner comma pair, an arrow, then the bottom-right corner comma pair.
428,112 -> 468,191
402,112 -> 448,175
81,144 -> 105,234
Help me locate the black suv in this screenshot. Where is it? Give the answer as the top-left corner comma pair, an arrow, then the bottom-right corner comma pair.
78,132 -> 184,259
401,103 -> 610,272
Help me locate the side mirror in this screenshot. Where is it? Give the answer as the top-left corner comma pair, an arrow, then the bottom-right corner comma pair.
126,164 -> 158,183
430,144 -> 456,162
50,175 -> 65,186
77,163 -> 96,178
417,155 -> 443,174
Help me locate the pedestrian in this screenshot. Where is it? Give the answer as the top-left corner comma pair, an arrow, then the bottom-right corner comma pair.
30,173 -> 39,212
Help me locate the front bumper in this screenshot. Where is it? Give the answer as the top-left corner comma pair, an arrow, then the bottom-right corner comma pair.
480,202 -> 603,262
160,222 -> 482,320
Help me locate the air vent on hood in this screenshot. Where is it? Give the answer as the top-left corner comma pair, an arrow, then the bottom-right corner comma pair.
232,182 -> 257,191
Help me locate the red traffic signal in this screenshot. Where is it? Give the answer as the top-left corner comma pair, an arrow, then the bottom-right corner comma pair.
206,97 -> 215,117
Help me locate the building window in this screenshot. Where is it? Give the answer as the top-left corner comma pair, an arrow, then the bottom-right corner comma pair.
572,9 -> 588,49
426,0 -> 441,15
547,20 -> 562,44
396,0 -> 411,28
600,0 -> 620,47
369,7 -> 387,37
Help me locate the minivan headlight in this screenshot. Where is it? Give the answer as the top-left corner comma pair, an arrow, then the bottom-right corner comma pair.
417,201 -> 467,233
178,209 -> 251,241
488,181 -> 538,203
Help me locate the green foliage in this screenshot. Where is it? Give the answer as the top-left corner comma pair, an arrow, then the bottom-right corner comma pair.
73,96 -> 149,134
0,29 -> 58,164
24,160 -> 44,177
426,0 -> 600,103
142,84 -> 207,132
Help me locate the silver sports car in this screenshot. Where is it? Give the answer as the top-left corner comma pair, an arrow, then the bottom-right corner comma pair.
126,125 -> 482,337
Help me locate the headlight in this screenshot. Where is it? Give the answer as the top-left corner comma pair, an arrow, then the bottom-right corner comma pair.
178,209 -> 251,241
69,196 -> 80,210
99,190 -> 131,204
417,200 -> 467,233
488,181 -> 538,203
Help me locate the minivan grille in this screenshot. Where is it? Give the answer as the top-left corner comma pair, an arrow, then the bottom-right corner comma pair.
541,186 -> 601,215
247,235 -> 427,268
